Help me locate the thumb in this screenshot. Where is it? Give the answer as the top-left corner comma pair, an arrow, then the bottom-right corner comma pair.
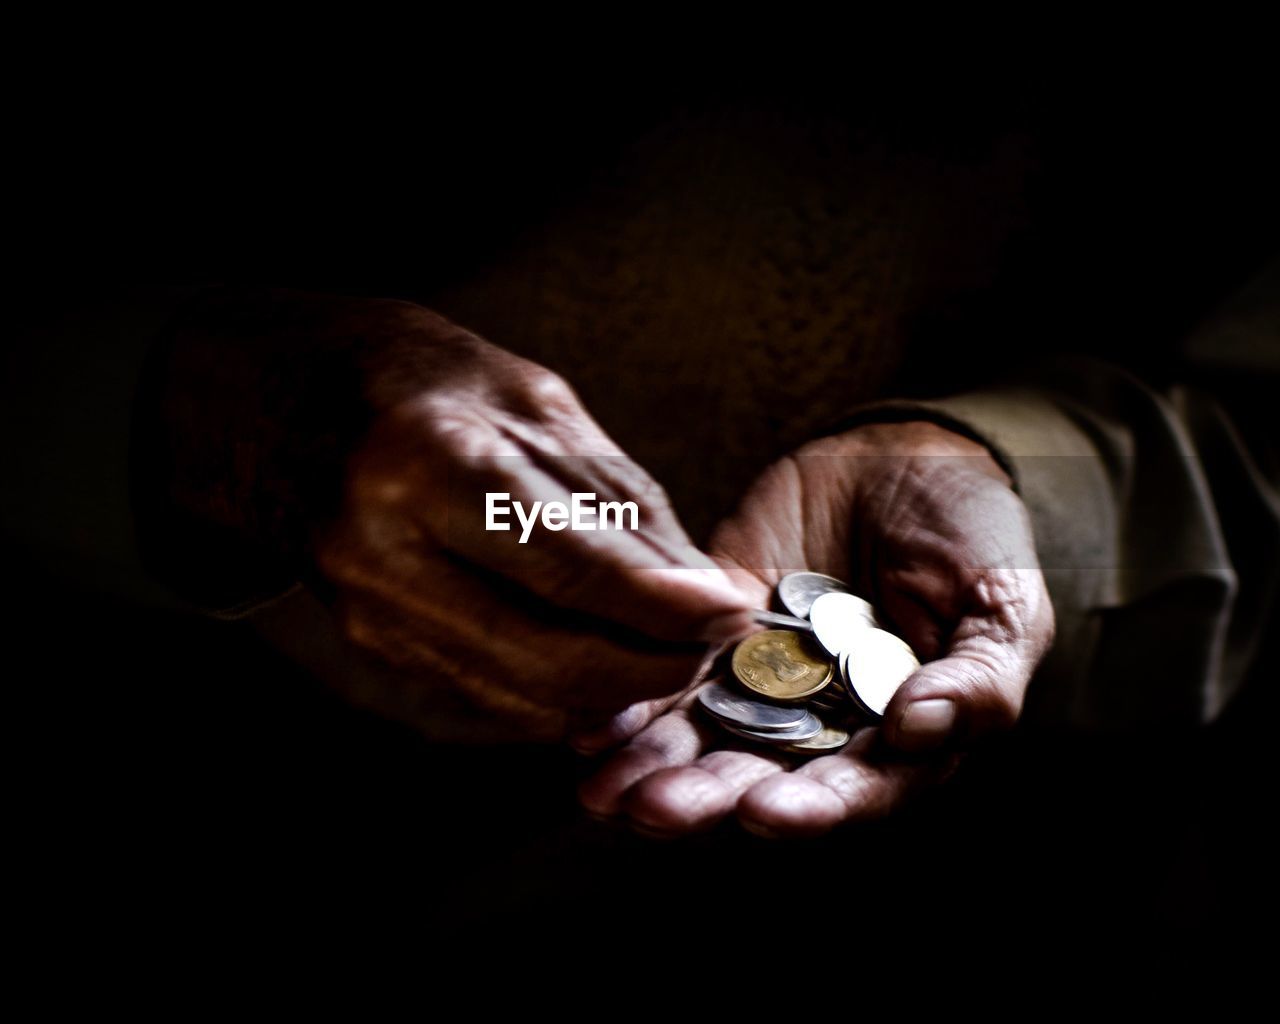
881,630 -> 1034,753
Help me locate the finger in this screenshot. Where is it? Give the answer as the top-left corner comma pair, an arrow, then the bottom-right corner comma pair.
252,585 -> 571,744
621,747 -> 788,836
708,554 -> 773,609
883,570 -> 1053,753
735,728 -> 942,838
326,543 -> 712,711
577,692 -> 712,818
708,452 -> 862,596
882,639 -> 1021,753
567,640 -> 731,753
342,402 -> 755,645
567,692 -> 687,755
424,433 -> 753,644
335,588 -> 574,737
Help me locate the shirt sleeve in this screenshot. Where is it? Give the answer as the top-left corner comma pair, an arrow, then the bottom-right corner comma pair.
832,261 -> 1279,732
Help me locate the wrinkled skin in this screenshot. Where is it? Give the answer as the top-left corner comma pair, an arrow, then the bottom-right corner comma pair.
310,304 -> 753,741
160,294 -> 1052,803
576,421 -> 1056,837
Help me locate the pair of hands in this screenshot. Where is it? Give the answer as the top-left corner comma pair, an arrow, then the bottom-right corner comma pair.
303,301 -> 1054,837
163,294 -> 1054,837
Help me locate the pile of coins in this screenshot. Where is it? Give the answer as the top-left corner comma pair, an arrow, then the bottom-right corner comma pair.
697,572 -> 921,756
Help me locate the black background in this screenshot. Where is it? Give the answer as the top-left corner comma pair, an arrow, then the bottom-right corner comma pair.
6,31 -> 1277,992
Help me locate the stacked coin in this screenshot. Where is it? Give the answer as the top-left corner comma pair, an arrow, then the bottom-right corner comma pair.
696,572 -> 921,756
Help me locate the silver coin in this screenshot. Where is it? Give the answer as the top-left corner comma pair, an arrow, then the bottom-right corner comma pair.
697,682 -> 810,732
751,609 -> 815,633
776,572 -> 854,619
809,591 -> 877,658
781,724 -> 852,754
838,649 -> 855,689
842,629 -> 921,718
719,710 -> 825,745
840,652 -> 876,718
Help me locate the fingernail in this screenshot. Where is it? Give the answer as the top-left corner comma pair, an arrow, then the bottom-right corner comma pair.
896,699 -> 957,751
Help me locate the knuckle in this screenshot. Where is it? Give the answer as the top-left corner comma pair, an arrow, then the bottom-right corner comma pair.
443,429 -> 519,464
381,395 -> 497,457
524,366 -> 578,407
414,406 -> 494,452
418,408 -> 479,445
407,400 -> 529,465
335,603 -> 380,652
505,364 -> 581,418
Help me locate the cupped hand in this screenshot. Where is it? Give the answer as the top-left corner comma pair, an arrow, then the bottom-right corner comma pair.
578,420 -> 1055,836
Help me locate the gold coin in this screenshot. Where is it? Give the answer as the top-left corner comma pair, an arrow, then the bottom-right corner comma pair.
731,629 -> 833,701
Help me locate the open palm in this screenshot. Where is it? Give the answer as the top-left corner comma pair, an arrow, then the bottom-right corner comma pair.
577,420 -> 1055,837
